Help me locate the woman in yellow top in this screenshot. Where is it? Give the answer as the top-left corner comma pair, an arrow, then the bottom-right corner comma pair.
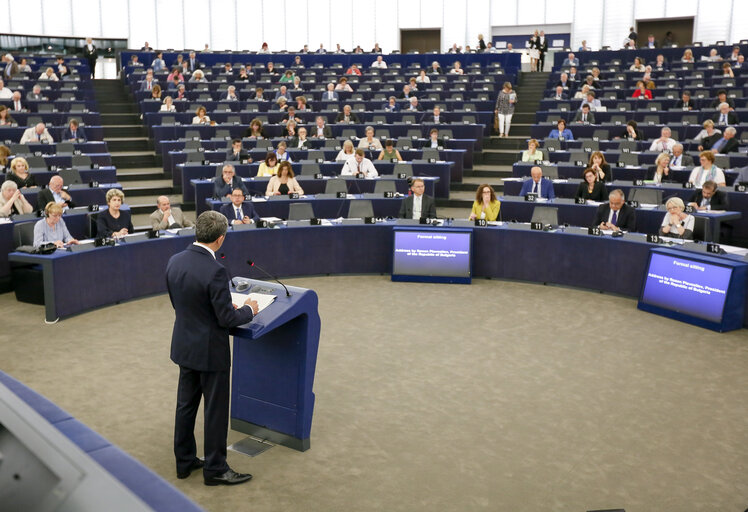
256,152 -> 279,177
521,138 -> 544,162
468,184 -> 501,221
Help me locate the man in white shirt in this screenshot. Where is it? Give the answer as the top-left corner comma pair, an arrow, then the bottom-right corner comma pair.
341,149 -> 378,178
20,122 -> 54,144
225,85 -> 238,101
150,195 -> 194,230
371,56 -> 387,69
649,126 -> 677,153
0,79 -> 12,99
10,91 -> 23,112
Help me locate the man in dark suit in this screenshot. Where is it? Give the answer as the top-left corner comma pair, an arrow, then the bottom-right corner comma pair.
219,188 -> 260,225
549,86 -> 568,101
82,37 -> 98,78
322,83 -> 339,101
399,178 -> 437,219
709,127 -> 739,154
669,144 -> 694,168
187,51 -> 200,72
62,119 -> 87,142
422,106 -> 444,124
225,139 -> 250,162
688,181 -> 729,211
675,91 -> 694,110
573,104 -> 595,124
593,189 -> 636,232
311,116 -> 332,138
538,31 -> 549,71
519,166 -> 555,200
26,85 -> 44,101
405,97 -> 423,112
712,103 -> 738,126
398,84 -> 416,100
335,105 -> 360,124
36,175 -> 75,212
167,210 -> 257,486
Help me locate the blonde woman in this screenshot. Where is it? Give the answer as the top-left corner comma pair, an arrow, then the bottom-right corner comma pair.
494,82 -> 516,137
521,139 -> 543,162
33,202 -> 78,248
265,161 -> 304,196
335,140 -> 355,161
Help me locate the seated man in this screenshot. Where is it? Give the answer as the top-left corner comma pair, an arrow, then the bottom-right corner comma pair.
398,178 -> 436,220
10,91 -> 23,112
579,91 -> 601,111
224,85 -> 238,101
219,188 -> 260,225
341,149 -> 378,178
20,122 -> 54,144
36,175 -> 75,212
422,128 -> 445,149
593,189 -> 636,232
213,164 -> 248,198
311,115 -> 332,138
26,84 -> 45,101
335,104 -> 361,124
572,103 -> 595,124
225,139 -> 249,162
709,126 -> 739,154
688,180 -> 729,211
709,90 -> 736,110
649,126 -> 676,153
675,91 -> 694,110
562,52 -> 579,67
371,56 -> 387,69
321,82 -> 339,101
669,144 -> 694,168
150,195 -> 194,230
556,72 -> 571,90
382,95 -> 399,112
398,84 -> 416,100
712,102 -> 738,126
63,119 -> 87,142
274,85 -> 290,102
405,96 -> 422,112
549,85 -> 567,100
519,166 -> 555,200
423,106 -> 443,124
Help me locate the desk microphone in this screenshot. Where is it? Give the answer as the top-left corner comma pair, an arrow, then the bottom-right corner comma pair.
247,259 -> 291,297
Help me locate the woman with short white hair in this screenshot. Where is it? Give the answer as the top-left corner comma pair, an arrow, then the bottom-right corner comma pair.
0,180 -> 33,217
658,196 -> 694,239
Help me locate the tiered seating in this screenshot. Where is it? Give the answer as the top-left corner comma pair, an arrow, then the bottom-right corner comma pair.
511,43 -> 748,245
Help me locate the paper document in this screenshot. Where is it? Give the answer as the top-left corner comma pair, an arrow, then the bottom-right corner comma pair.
231,292 -> 276,313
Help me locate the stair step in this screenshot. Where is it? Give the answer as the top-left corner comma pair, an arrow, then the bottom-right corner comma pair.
111,152 -> 158,169
104,125 -> 146,137
106,137 -> 151,152
101,113 -> 142,124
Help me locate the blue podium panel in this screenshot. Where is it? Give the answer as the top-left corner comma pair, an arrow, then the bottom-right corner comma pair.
229,280 -> 320,451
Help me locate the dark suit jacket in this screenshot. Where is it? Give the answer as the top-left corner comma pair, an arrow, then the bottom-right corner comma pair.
82,44 -> 97,60
225,149 -> 249,162
712,137 -> 740,154
572,111 -> 595,124
398,194 -> 437,219
519,178 -> 555,199
575,181 -> 606,201
700,133 -> 723,150
549,94 -> 569,100
712,112 -> 739,125
96,209 -> 133,237
420,138 -> 445,149
421,114 -> 445,124
669,154 -> 694,168
619,128 -> 644,141
214,176 -> 248,198
647,165 -> 677,182
219,201 -> 260,223
166,244 -> 254,372
674,99 -> 694,109
335,112 -> 361,123
62,126 -> 87,142
593,203 -> 636,231
398,92 -> 418,100
311,125 -> 332,138
36,188 -> 76,211
690,189 -> 729,210
287,137 -> 308,149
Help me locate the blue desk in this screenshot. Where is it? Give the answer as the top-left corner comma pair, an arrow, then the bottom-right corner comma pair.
0,125 -> 105,142
8,223 -> 748,328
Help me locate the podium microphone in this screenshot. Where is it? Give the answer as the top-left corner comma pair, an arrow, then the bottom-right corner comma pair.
247,259 -> 291,297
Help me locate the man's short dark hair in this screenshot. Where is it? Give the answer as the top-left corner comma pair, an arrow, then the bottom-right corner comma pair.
195,211 -> 228,243
581,103 -> 590,110
232,138 -> 241,144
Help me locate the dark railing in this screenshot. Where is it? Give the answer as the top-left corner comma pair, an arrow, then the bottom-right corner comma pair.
0,33 -> 127,57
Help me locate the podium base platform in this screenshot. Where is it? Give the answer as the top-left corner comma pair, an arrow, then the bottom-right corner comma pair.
232,417 -> 310,452
228,436 -> 274,458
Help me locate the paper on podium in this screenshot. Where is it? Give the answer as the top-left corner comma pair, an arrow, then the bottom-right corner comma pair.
231,292 -> 276,313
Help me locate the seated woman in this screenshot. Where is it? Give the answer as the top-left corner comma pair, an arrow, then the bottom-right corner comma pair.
681,49 -> 694,63
336,140 -> 355,162
547,119 -> 574,140
0,180 -> 33,217
213,164 -> 248,197
629,57 -> 646,71
160,95 -> 176,112
7,157 -> 37,189
39,67 -> 59,81
688,151 -> 726,187
722,62 -> 734,78
295,95 -> 309,111
588,151 -> 611,182
574,84 -> 590,100
659,197 -> 694,239
167,67 -> 184,84
0,105 -> 15,126
521,138 -> 544,162
277,97 -> 289,111
188,69 -> 208,83
649,153 -> 673,184
237,67 -> 251,81
416,70 -> 431,84
358,126 -> 383,150
449,61 -> 464,75
33,202 -> 79,248
618,120 -> 644,141
695,119 -> 722,149
96,189 -> 133,238
243,118 -> 266,139
378,139 -> 403,161
265,161 -> 304,196
335,77 -> 354,92
274,141 -> 292,162
256,152 -> 280,177
0,145 -> 10,172
575,168 -> 607,202
151,84 -> 162,100
192,105 -> 210,125
632,81 -> 652,100
279,70 -> 295,83
468,184 -> 501,221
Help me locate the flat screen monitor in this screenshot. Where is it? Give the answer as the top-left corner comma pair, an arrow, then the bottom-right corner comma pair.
392,228 -> 472,284
638,248 -> 747,332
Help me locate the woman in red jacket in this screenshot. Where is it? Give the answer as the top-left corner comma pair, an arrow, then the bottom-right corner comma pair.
632,80 -> 652,100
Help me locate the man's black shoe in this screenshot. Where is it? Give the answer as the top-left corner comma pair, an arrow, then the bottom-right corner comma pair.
176,458 -> 205,479
204,468 -> 253,486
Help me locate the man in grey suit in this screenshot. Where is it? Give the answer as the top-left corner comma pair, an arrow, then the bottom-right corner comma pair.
669,144 -> 694,169
399,178 -> 437,220
26,85 -> 45,101
321,82 -> 339,101
150,196 -> 194,230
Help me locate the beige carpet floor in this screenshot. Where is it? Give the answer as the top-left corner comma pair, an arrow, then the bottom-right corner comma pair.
1,276 -> 747,512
